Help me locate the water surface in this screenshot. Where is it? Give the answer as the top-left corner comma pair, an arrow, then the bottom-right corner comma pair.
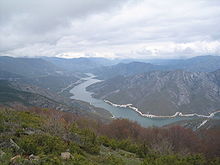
70,74 -> 203,127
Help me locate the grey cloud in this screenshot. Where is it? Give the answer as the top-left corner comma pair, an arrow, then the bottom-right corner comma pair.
0,0 -> 220,58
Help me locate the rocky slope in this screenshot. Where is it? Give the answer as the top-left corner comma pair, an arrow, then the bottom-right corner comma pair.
88,70 -> 220,116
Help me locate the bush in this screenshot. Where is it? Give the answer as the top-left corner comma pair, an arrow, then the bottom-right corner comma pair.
69,142 -> 83,155
70,125 -> 100,154
102,154 -> 125,165
69,153 -> 94,165
17,134 -> 67,155
0,151 -> 12,165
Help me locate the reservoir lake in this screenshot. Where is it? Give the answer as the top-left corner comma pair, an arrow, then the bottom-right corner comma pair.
70,74 -> 209,127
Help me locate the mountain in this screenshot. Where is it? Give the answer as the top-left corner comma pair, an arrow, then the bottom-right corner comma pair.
92,62 -> 167,79
19,74 -> 79,93
87,70 -> 220,116
92,56 -> 220,79
148,55 -> 220,72
0,56 -> 87,94
0,80 -> 68,109
0,70 -> 23,80
0,56 -> 62,77
44,57 -> 119,72
0,80 -> 112,121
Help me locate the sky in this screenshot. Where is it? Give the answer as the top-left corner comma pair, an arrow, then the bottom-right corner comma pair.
0,0 -> 220,59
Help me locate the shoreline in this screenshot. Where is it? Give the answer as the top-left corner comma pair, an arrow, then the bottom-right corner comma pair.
104,99 -> 220,119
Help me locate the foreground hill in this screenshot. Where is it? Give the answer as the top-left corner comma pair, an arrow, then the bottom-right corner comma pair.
88,70 -> 220,116
0,107 -> 219,164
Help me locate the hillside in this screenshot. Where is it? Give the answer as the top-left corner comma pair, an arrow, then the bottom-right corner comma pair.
0,71 -> 23,80
0,80 -> 77,111
0,56 -> 62,77
0,80 -> 112,121
0,108 -> 219,164
164,117 -> 220,131
88,70 -> 220,116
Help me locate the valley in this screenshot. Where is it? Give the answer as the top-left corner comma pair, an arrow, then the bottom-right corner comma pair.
1,2 -> 220,163
1,56 -> 220,128
69,73 -> 220,127
1,56 -> 220,164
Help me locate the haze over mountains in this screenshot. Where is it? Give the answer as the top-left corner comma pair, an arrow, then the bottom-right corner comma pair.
92,55 -> 220,79
0,55 -> 220,118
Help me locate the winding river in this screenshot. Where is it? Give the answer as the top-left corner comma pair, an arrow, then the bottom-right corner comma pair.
70,73 -> 214,127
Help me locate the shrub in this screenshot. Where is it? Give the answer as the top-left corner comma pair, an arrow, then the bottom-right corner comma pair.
102,154 -> 125,165
17,134 -> 67,155
70,125 -> 100,154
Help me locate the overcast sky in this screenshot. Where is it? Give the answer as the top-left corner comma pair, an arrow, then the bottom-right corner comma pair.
0,0 -> 220,59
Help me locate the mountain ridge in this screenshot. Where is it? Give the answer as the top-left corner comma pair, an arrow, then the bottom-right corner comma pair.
88,69 -> 220,116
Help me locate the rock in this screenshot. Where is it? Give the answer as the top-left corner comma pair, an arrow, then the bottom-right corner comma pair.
61,152 -> 71,160
29,154 -> 39,160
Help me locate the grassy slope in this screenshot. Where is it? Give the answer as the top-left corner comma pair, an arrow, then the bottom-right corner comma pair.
0,108 -> 219,165
0,108 -> 142,165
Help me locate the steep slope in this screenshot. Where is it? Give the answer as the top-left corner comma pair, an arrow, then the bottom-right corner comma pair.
88,70 -> 220,116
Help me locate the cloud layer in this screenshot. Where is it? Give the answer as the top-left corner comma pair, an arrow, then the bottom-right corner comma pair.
1,0 -> 220,58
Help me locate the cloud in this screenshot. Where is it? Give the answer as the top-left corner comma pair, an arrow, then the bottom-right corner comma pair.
0,0 -> 220,58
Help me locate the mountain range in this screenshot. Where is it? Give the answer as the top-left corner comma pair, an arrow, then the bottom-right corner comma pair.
92,55 -> 220,79
88,69 -> 220,116
1,55 -> 220,120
